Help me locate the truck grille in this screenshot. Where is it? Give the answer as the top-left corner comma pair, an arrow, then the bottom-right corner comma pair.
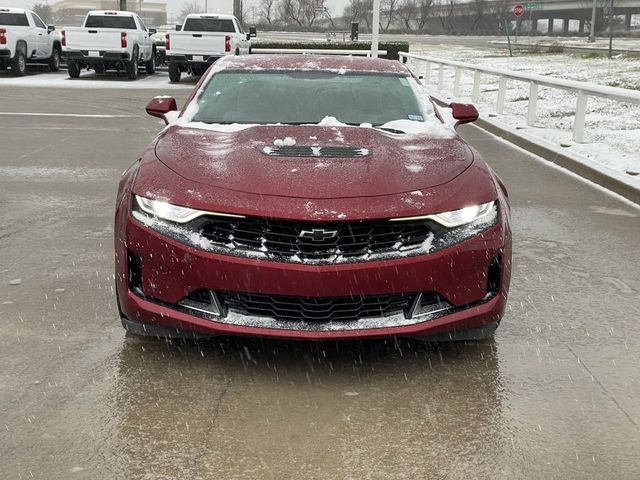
218,292 -> 414,322
196,217 -> 435,263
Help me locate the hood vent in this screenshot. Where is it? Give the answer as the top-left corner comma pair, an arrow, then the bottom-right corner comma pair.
262,146 -> 370,158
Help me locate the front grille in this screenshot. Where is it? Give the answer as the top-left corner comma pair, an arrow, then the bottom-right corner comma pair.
196,217 -> 435,264
262,146 -> 370,157
218,292 -> 415,322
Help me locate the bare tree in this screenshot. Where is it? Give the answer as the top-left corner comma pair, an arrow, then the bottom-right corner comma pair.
416,0 -> 434,31
259,0 -> 277,25
343,0 -> 373,30
381,0 -> 400,32
31,2 -> 53,23
179,1 -> 203,22
278,0 -> 326,27
397,0 -> 417,31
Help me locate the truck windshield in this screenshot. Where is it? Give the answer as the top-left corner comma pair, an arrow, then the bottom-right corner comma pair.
190,71 -> 425,126
183,18 -> 235,32
0,13 -> 29,26
85,15 -> 136,29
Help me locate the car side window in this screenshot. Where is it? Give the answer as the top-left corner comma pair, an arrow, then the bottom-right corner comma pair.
234,20 -> 244,34
137,15 -> 148,32
31,13 -> 46,29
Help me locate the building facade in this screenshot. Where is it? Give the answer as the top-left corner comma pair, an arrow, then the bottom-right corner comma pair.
54,0 -> 167,27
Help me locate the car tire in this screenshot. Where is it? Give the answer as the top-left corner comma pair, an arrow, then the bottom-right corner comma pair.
145,48 -> 156,74
10,49 -> 27,77
127,47 -> 139,80
67,60 -> 81,78
48,46 -> 61,72
168,62 -> 181,83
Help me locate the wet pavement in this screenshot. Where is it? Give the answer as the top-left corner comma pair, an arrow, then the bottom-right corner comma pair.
1,86 -> 639,479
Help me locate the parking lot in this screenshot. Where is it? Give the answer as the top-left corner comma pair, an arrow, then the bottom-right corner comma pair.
1,76 -> 640,478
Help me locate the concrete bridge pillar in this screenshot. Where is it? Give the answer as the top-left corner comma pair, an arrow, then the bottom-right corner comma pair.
563,18 -> 570,35
579,19 -> 585,35
548,18 -> 554,34
625,14 -> 633,31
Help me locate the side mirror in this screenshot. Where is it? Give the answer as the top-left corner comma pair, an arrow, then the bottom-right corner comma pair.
246,33 -> 251,41
146,96 -> 178,124
47,25 -> 56,33
148,28 -> 157,34
175,24 -> 182,31
449,102 -> 479,125
249,26 -> 257,37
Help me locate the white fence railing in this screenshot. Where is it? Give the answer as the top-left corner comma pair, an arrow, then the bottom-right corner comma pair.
398,51 -> 640,143
252,48 -> 387,57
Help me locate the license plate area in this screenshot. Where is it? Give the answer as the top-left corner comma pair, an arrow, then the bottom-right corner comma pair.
88,51 -> 100,58
192,55 -> 204,62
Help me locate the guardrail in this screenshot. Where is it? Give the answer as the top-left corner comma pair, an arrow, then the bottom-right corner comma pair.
398,51 -> 640,143
252,48 -> 387,57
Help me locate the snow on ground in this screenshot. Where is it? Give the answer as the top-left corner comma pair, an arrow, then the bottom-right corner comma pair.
0,69 -> 193,89
410,43 -> 640,183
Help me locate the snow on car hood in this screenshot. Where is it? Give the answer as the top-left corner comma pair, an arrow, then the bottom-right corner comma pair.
154,122 -> 473,199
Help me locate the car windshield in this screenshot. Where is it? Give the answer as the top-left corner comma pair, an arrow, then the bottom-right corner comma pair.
85,15 -> 136,29
190,71 -> 425,126
0,12 -> 29,26
183,18 -> 235,32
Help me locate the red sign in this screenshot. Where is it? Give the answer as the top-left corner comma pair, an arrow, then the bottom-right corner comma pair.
513,4 -> 524,16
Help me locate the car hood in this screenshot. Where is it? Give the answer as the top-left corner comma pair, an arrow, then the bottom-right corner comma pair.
154,124 -> 473,199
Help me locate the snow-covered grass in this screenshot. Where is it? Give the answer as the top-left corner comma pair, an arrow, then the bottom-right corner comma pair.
409,43 -> 640,183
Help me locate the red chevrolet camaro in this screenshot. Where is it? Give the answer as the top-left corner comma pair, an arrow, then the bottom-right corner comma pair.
114,54 -> 512,341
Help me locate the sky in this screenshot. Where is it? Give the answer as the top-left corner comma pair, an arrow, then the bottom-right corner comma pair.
4,0 -> 348,18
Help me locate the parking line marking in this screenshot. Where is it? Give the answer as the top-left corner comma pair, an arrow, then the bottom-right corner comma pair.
0,112 -> 138,118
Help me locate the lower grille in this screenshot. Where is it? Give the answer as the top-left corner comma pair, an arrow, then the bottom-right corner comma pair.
218,292 -> 416,323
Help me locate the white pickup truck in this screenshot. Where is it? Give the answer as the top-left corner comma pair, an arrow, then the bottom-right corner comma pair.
165,14 -> 254,83
0,7 -> 61,76
62,10 -> 156,80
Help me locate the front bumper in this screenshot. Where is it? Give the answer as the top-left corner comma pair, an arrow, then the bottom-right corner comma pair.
116,208 -> 511,340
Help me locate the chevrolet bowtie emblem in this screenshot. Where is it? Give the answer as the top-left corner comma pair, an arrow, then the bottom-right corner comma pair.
299,229 -> 338,242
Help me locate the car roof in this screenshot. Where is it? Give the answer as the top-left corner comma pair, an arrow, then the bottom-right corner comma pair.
185,14 -> 237,20
87,10 -> 136,17
213,54 -> 409,75
0,7 -> 29,14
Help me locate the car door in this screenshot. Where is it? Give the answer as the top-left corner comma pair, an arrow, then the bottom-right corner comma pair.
233,19 -> 248,54
134,15 -> 151,60
29,12 -> 49,58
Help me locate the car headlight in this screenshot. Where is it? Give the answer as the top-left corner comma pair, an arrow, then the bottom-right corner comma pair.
430,201 -> 497,228
391,201 -> 497,228
134,195 -> 244,224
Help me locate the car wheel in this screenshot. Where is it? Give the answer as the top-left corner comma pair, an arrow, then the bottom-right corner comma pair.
67,60 -> 81,78
145,49 -> 156,74
127,47 -> 139,80
48,47 -> 61,72
168,62 -> 181,83
10,49 -> 27,77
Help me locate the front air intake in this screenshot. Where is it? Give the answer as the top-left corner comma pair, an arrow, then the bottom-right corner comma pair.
262,146 -> 370,158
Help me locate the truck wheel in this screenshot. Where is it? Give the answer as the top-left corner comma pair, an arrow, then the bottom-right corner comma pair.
127,47 -> 139,80
10,50 -> 27,77
145,49 -> 156,74
48,46 -> 61,72
67,60 -> 81,78
168,63 -> 181,83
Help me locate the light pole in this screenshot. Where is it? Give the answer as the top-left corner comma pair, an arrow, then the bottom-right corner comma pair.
588,0 -> 597,42
371,0 -> 381,58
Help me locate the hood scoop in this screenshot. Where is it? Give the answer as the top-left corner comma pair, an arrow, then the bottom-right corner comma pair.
262,145 -> 370,158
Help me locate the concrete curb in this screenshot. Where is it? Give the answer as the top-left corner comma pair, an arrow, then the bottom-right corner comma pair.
431,97 -> 640,205
474,117 -> 640,205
